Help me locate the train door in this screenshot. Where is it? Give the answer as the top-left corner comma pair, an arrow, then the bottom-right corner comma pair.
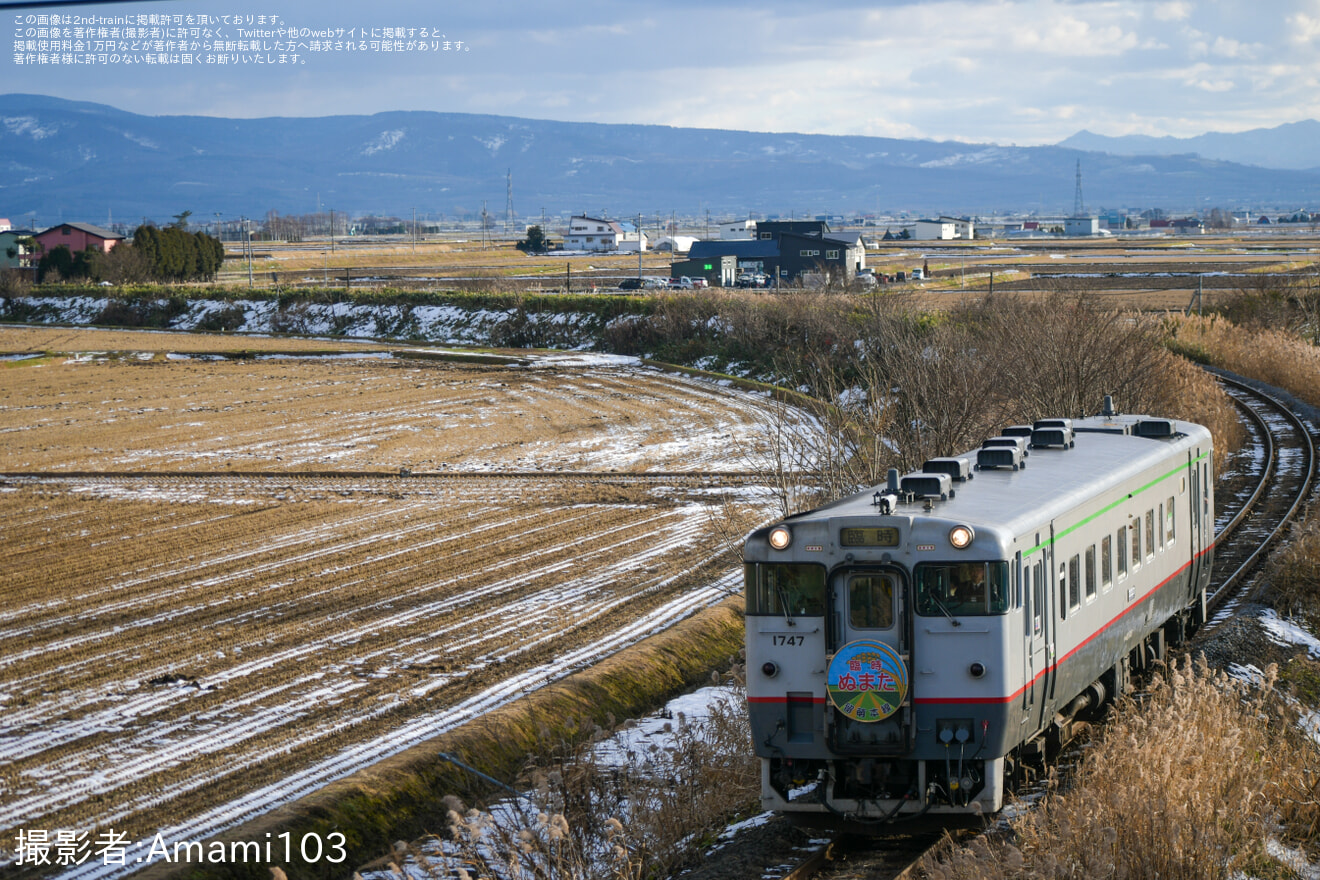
1188,455 -> 1200,593
1023,537 -> 1051,736
826,567 -> 912,753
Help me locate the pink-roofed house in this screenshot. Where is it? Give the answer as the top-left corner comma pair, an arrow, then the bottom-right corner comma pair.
33,222 -> 124,256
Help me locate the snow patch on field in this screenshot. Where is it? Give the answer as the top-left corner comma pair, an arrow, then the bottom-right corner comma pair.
5,296 -> 611,349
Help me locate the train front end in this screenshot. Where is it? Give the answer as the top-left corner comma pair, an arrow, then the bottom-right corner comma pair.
744,493 -> 1014,824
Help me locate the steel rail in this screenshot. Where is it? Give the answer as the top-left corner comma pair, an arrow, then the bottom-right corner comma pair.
1207,375 -> 1316,609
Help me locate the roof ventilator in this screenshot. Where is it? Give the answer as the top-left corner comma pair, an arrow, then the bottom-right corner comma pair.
900,471 -> 954,502
923,456 -> 974,482
1134,419 -> 1177,438
983,435 -> 1030,458
976,446 -> 1025,471
1030,426 -> 1075,449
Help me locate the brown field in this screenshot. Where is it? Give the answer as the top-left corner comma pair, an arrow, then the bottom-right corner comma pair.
0,328 -> 773,858
211,231 -> 1320,310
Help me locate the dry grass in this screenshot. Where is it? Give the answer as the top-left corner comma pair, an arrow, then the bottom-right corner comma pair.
1266,511 -> 1320,633
216,238 -> 673,287
920,657 -> 1320,879
1165,314 -> 1320,410
378,681 -> 758,880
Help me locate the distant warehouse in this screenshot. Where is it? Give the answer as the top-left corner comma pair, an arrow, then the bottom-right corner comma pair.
675,220 -> 866,287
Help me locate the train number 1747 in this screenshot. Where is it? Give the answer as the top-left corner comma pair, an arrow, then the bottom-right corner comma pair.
771,634 -> 804,646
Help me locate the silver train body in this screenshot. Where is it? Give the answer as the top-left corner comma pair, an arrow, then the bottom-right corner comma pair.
743,409 -> 1214,823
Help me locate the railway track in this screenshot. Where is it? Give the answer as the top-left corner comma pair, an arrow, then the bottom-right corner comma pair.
1202,373 -> 1316,623
744,374 -> 1319,880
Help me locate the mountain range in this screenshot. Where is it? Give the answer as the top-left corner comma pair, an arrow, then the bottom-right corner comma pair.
3,93 -> 1319,226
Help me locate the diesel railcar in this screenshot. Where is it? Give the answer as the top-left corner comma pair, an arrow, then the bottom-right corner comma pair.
743,402 -> 1214,823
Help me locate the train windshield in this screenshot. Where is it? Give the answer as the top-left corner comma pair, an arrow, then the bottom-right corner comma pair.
914,561 -> 1010,617
744,563 -> 827,617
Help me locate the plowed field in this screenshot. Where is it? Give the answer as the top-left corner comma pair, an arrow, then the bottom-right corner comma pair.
0,328 -> 776,872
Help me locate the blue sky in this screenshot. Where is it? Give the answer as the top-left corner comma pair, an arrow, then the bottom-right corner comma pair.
8,0 -> 1320,144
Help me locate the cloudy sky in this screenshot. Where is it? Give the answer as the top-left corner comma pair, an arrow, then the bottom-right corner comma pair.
8,0 -> 1320,145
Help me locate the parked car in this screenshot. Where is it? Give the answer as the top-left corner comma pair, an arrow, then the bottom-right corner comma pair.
667,276 -> 694,289
735,273 -> 770,288
618,277 -> 643,290
688,277 -> 709,289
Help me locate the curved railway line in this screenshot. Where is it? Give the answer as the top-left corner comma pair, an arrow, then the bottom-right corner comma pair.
741,374 -> 1319,880
1201,374 -> 1316,621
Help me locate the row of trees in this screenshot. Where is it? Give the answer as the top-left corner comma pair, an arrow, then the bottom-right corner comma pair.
131,225 -> 225,281
34,224 -> 224,284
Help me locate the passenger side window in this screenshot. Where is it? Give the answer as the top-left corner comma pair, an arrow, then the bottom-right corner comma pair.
1085,545 -> 1097,600
1145,510 -> 1155,558
1117,526 -> 1127,577
1131,519 -> 1141,570
1068,555 -> 1081,610
1101,535 -> 1113,588
1167,496 -> 1176,543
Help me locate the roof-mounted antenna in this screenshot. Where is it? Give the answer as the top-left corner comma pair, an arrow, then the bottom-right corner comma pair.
1102,394 -> 1116,418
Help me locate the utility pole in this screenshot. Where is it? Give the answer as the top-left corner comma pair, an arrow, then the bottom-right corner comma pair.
637,213 -> 643,280
505,169 -> 514,234
242,217 -> 253,288
412,206 -> 416,252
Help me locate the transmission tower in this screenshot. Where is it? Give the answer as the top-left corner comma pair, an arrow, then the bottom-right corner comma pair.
505,169 -> 514,233
1073,159 -> 1085,217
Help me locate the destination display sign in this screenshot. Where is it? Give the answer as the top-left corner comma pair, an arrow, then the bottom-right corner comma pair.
840,527 -> 900,547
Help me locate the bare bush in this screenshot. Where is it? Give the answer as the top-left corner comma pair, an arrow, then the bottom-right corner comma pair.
90,242 -> 154,285
751,292 -> 1239,506
390,687 -> 758,880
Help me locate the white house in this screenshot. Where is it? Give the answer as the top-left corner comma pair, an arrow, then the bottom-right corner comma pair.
565,215 -> 649,252
942,216 -> 975,239
718,220 -> 756,240
1064,217 -> 1100,237
651,235 -> 698,254
914,219 -> 956,241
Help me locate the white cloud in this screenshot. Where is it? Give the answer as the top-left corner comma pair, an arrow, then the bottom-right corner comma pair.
1011,16 -> 1140,56
1153,1 -> 1193,22
1211,36 -> 1256,58
1290,12 -> 1320,42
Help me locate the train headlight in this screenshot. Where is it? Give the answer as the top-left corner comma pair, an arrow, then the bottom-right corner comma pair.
761,661 -> 779,678
949,525 -> 974,549
969,662 -> 987,679
768,526 -> 792,551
